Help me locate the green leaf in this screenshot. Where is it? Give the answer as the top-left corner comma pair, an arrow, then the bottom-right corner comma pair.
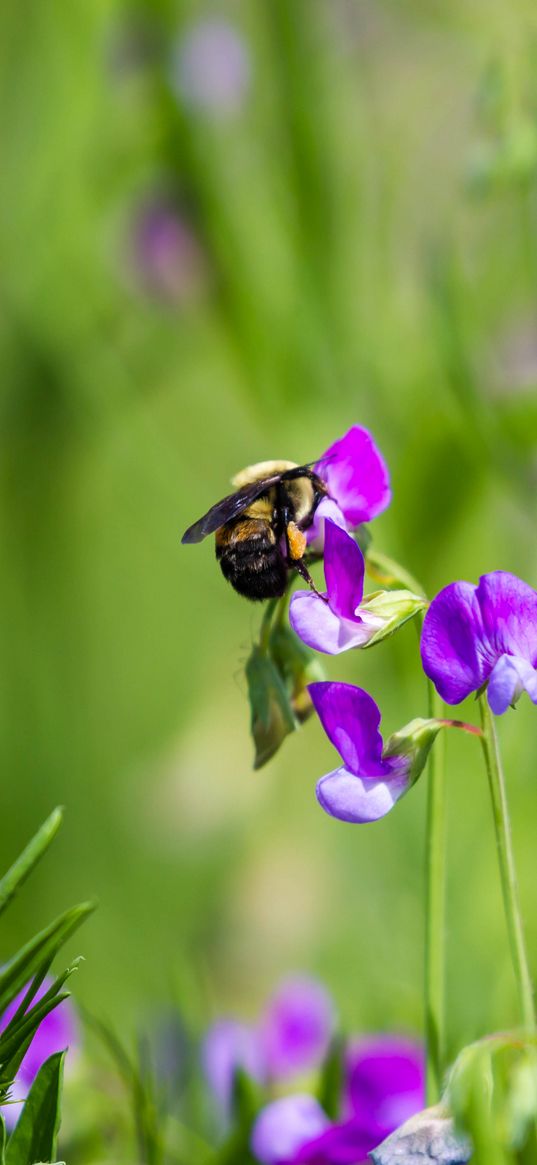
5,1052 -> 64,1165
0,1115 -> 5,1165
269,620 -> 324,723
0,811 -> 63,919
317,1034 -> 345,1121
0,901 -> 95,1015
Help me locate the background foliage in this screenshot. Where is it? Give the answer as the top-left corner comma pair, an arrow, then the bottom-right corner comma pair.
1,0 -> 537,1146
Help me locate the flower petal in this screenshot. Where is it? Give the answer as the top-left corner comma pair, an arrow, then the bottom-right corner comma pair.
290,593 -> 375,655
261,977 -> 335,1080
345,1037 -> 424,1139
294,1118 -> 371,1164
487,653 -> 537,715
315,426 -> 391,528
420,582 -> 493,704
323,521 -> 365,620
251,1094 -> 330,1165
309,682 -> 389,775
307,496 -> 348,551
316,765 -> 410,824
476,571 -> 537,665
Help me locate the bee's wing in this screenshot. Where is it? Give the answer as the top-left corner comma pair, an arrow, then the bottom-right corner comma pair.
181,474 -> 283,544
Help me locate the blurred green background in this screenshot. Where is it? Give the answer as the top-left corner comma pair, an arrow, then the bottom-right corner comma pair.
1,0 -> 537,1083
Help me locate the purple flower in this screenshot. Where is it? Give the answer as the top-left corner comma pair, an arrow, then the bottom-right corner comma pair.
203,977 -> 336,1116
290,522 -> 422,656
309,427 -> 391,548
201,1019 -> 265,1114
132,198 -> 207,305
261,977 -> 335,1080
171,19 -> 251,115
252,1095 -> 330,1165
250,1036 -> 424,1165
0,978 -> 78,1128
309,683 -> 411,824
421,571 -> 537,714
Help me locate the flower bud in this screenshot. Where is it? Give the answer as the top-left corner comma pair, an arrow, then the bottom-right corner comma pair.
269,623 -> 325,724
245,645 -> 296,770
383,718 -> 446,788
359,590 -> 426,649
448,1033 -> 537,1158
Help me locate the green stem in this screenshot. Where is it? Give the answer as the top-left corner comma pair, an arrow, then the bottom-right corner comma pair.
424,680 -> 447,1103
479,695 -> 535,1033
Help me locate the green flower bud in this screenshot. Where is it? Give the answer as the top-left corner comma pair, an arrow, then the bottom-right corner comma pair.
245,645 -> 296,770
359,590 -> 427,649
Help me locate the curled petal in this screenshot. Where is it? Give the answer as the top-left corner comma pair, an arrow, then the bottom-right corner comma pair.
290,592 -> 378,655
316,765 -> 410,824
315,426 -> 391,528
309,682 -> 389,777
323,521 -> 365,620
420,582 -> 493,704
487,653 -> 537,715
476,572 -> 537,664
307,496 -> 348,551
251,1094 -> 330,1165
261,977 -> 335,1079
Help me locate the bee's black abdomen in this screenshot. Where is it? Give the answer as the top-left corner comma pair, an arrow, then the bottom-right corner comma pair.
216,521 -> 288,601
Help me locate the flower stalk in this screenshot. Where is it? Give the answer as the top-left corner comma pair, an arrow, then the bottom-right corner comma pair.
479,695 -> 536,1034
424,681 -> 447,1104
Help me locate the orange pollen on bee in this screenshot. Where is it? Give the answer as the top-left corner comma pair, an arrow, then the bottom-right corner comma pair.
287,522 -> 307,561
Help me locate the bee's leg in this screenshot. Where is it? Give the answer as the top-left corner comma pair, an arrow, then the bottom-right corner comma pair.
293,554 -> 327,600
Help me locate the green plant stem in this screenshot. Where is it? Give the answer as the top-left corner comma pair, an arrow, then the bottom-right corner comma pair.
425,680 -> 447,1104
479,695 -> 535,1033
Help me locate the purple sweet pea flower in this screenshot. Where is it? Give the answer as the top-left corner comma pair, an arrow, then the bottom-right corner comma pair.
250,1036 -> 424,1165
0,978 -> 78,1128
309,426 -> 391,548
309,683 -> 411,824
261,977 -> 335,1080
290,521 -> 386,655
203,977 -> 336,1116
201,1018 -> 265,1115
421,571 -> 537,714
171,19 -> 251,115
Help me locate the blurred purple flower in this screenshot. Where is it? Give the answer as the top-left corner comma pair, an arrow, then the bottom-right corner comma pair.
203,977 -> 336,1116
251,1036 -> 424,1165
309,683 -> 411,824
0,978 -> 78,1129
172,19 -> 251,115
261,977 -> 335,1080
421,571 -> 537,714
290,522 -> 383,655
310,427 -> 391,549
132,198 -> 207,304
201,1019 -> 265,1114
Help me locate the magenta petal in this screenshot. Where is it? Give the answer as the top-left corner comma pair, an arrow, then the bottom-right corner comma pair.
316,766 -> 410,824
345,1036 -> 424,1140
420,581 -> 493,704
309,682 -> 389,776
487,654 -> 537,715
307,497 -> 348,550
290,593 -> 372,655
294,1118 -> 371,1164
261,977 -> 335,1079
315,426 -> 391,528
323,521 -> 365,620
251,1095 -> 330,1165
476,572 -> 537,664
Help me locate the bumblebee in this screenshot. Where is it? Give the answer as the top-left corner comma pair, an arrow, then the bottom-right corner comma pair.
181,459 -> 328,600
